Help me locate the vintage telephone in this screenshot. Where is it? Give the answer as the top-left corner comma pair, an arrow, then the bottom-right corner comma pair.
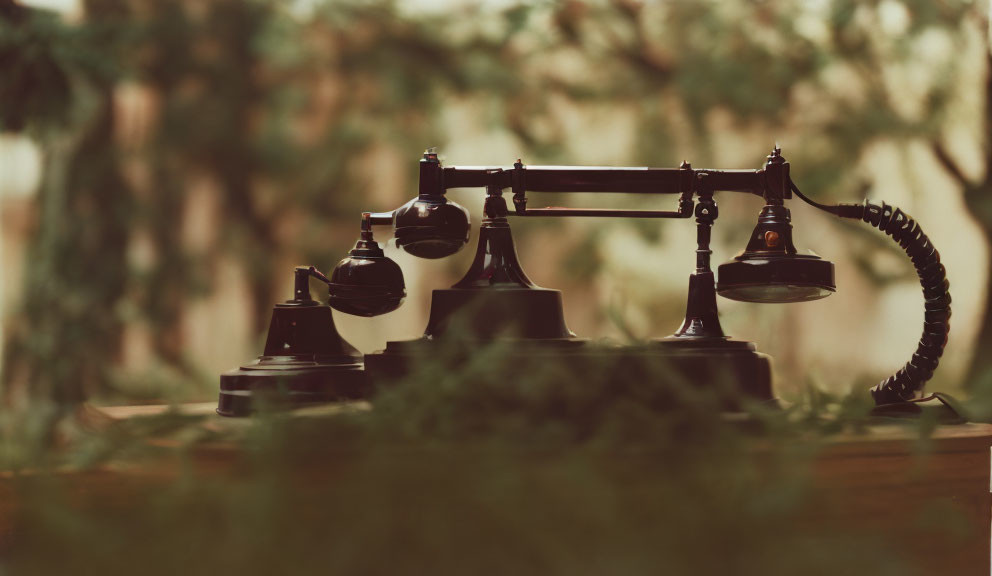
218,147 -> 951,418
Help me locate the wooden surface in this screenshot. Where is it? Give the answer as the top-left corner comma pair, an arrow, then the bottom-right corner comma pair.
816,425 -> 992,574
5,403 -> 992,573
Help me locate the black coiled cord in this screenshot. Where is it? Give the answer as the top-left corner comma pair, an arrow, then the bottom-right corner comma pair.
789,181 -> 951,406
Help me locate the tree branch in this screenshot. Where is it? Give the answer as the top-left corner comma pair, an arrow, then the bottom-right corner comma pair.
931,140 -> 972,189
984,50 -> 992,182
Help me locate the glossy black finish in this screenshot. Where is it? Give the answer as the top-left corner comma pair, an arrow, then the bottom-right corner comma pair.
649,338 -> 775,405
789,180 -> 953,405
225,145 -> 951,414
350,148 -> 802,404
653,187 -> 774,403
364,185 -> 579,388
760,146 -> 792,204
717,257 -> 835,303
513,206 -> 692,218
218,268 -> 368,417
433,162 -> 764,197
671,188 -> 727,340
393,196 -> 471,259
393,151 -> 471,259
717,204 -> 835,303
842,200 -> 951,405
425,187 -> 575,339
672,271 -> 725,338
328,215 -> 406,316
453,191 -> 532,289
366,339 -> 772,410
741,204 -> 801,256
511,160 -> 697,217
424,288 -> 574,339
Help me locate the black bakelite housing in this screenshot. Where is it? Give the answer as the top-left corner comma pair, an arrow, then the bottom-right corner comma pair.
218,267 -> 368,417
328,217 -> 406,317
718,204 -> 835,303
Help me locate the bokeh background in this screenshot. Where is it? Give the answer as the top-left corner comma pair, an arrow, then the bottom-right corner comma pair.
2,0 -> 991,407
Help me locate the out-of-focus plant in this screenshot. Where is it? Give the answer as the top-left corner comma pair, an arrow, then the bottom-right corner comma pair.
0,3 -> 985,571
1,0 -> 530,406
1,335 -> 949,576
534,1 -> 979,336
2,0 -> 990,409
1,0 -> 133,407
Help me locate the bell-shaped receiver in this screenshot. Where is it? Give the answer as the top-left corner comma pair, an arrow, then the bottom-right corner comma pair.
393,195 -> 471,259
328,218 -> 406,316
218,266 -> 368,417
717,204 -> 835,303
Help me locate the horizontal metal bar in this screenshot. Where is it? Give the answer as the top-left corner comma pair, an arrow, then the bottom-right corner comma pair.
439,166 -> 763,195
510,207 -> 691,218
695,170 -> 763,194
368,212 -> 394,226
523,168 -> 682,193
442,166 -> 682,193
443,168 -> 507,189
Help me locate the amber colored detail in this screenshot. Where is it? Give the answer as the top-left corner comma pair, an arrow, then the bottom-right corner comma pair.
764,230 -> 780,247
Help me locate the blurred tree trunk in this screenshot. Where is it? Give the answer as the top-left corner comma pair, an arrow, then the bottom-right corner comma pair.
138,0 -> 277,365
934,44 -> 992,387
2,81 -> 130,405
1,0 -> 132,406
136,2 -> 198,374
217,0 -> 275,337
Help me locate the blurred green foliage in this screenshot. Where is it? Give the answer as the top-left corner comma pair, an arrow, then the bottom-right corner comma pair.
2,0 -> 988,405
1,336 -> 965,575
0,2 -> 989,571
